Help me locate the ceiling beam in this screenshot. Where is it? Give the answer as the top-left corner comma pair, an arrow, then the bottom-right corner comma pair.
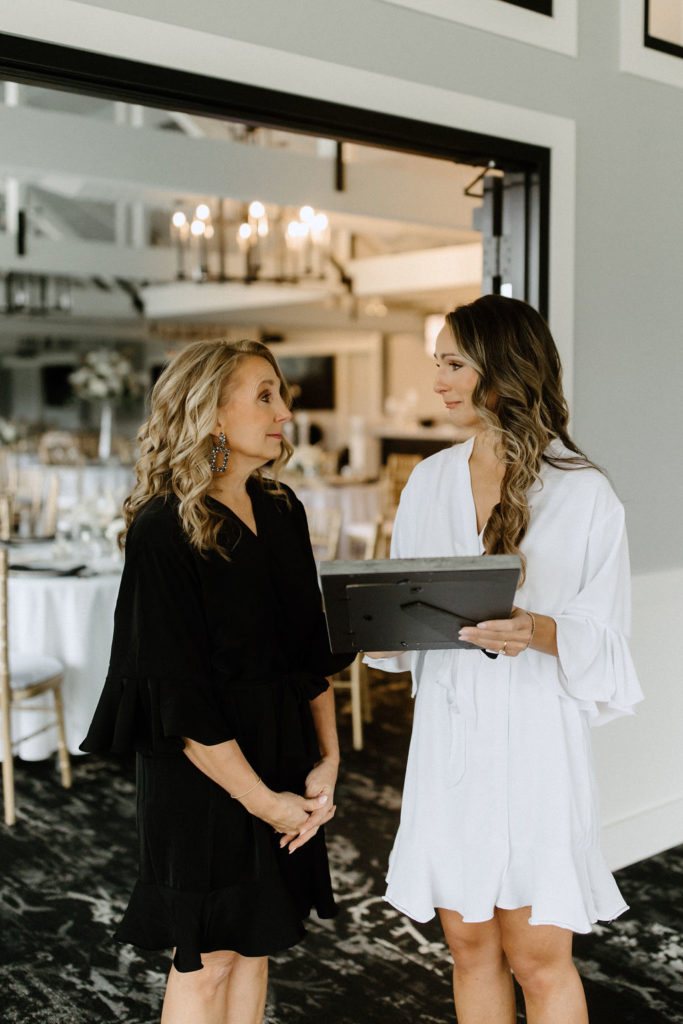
0,233 -> 176,279
0,104 -> 477,231
141,280 -> 340,319
348,243 -> 482,296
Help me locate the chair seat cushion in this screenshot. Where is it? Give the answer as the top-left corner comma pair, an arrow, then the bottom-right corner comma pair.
9,651 -> 64,689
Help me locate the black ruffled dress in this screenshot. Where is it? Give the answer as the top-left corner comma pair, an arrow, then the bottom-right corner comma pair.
80,481 -> 352,972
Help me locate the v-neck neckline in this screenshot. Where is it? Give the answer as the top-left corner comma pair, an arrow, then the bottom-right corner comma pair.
454,437 -> 483,538
456,436 -> 491,547
207,481 -> 259,539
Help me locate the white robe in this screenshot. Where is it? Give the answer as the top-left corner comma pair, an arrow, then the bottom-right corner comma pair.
365,436 -> 643,932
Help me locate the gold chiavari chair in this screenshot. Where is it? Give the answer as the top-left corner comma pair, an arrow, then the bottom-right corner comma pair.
0,493 -> 14,543
305,506 -> 342,563
0,548 -> 72,826
11,468 -> 60,539
40,472 -> 60,538
38,430 -> 84,467
380,452 -> 422,517
330,515 -> 387,751
0,448 -> 16,494
368,453 -> 420,566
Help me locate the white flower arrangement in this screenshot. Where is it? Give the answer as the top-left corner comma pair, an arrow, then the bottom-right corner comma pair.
69,348 -> 146,402
0,417 -> 18,446
104,516 -> 126,543
287,443 -> 323,478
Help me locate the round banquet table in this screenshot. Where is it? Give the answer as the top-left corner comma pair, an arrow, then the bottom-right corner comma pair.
5,569 -> 121,761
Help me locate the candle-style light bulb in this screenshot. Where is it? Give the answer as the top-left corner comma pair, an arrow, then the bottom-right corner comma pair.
172,211 -> 188,279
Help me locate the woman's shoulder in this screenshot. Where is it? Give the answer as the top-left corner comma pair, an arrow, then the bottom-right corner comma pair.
261,476 -> 298,500
402,442 -> 467,489
541,443 -> 622,516
126,495 -> 186,550
258,477 -> 303,515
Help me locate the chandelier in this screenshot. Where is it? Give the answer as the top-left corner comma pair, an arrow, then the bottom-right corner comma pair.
170,200 -> 333,285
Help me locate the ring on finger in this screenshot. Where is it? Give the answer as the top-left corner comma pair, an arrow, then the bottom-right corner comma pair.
501,641 -> 508,655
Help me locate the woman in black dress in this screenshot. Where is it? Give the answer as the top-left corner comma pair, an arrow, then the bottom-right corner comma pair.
81,339 -> 352,1023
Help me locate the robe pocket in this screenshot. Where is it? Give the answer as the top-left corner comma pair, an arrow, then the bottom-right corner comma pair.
445,696 -> 467,788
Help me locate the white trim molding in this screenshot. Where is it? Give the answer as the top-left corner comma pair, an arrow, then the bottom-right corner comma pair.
375,0 -> 578,56
602,797 -> 683,872
596,566 -> 683,871
620,0 -> 683,89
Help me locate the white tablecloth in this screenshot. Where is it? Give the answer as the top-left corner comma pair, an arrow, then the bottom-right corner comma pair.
5,570 -> 121,760
293,480 -> 381,557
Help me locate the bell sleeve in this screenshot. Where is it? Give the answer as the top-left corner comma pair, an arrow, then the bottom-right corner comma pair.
553,501 -> 644,726
81,507 -> 235,755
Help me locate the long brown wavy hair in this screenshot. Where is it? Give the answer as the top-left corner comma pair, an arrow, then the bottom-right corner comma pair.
445,294 -> 600,582
122,338 -> 293,556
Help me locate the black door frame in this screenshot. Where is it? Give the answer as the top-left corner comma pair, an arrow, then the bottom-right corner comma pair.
0,31 -> 550,315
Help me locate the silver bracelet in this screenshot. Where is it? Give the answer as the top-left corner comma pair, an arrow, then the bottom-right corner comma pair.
233,776 -> 262,801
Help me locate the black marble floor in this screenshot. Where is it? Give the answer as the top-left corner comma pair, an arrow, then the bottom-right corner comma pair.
1,676 -> 682,1024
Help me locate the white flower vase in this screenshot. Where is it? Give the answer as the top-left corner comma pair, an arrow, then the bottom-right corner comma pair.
97,401 -> 114,462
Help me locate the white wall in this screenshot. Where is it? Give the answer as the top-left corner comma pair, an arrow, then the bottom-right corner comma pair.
385,334 -> 439,420
601,568 -> 683,869
5,0 -> 683,868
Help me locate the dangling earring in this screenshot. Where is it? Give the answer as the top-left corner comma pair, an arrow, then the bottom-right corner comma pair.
210,431 -> 230,472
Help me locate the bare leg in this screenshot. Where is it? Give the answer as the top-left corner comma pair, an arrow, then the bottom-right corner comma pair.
498,907 -> 589,1024
225,955 -> 268,1023
161,949 -> 268,1024
438,908 -> 516,1024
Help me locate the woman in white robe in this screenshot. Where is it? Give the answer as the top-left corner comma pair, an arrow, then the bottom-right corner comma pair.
366,295 -> 642,1024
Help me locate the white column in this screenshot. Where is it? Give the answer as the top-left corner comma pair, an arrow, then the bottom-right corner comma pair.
114,104 -> 129,245
5,179 -> 23,240
4,83 -> 23,240
129,104 -> 144,128
114,202 -> 128,246
129,105 -> 146,247
4,81 -> 22,106
112,103 -> 145,247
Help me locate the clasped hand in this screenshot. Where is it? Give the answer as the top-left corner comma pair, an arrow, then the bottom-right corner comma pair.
458,605 -> 533,658
264,756 -> 338,854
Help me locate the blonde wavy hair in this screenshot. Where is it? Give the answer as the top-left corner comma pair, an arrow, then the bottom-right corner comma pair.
122,338 -> 293,556
445,295 -> 600,583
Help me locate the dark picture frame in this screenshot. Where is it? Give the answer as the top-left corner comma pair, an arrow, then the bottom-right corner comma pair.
643,0 -> 683,60
499,0 -> 553,15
